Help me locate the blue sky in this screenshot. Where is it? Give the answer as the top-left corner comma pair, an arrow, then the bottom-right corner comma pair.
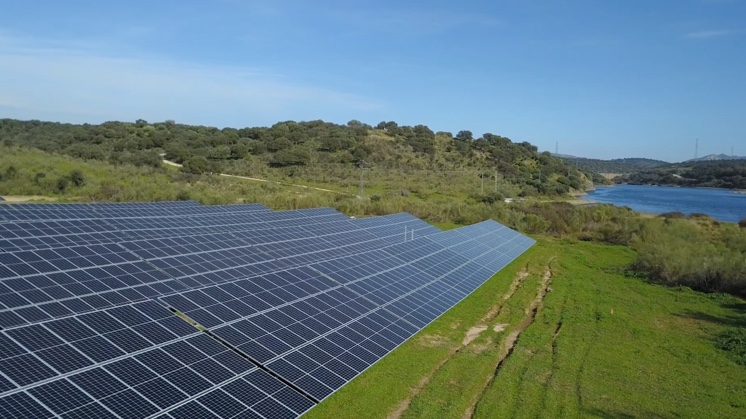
1,0 -> 744,162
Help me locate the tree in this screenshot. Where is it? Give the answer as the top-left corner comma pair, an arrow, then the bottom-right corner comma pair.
68,170 -> 86,187
4,165 -> 18,179
269,149 -> 310,167
182,156 -> 211,174
56,177 -> 69,193
455,130 -> 473,141
208,146 -> 231,160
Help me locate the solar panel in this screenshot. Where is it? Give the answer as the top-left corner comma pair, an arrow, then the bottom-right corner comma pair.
0,201 -> 534,418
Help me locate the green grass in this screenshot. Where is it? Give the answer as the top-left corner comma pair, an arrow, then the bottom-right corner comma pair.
305,238 -> 746,419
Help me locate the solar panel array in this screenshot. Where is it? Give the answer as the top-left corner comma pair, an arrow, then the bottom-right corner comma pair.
0,201 -> 534,418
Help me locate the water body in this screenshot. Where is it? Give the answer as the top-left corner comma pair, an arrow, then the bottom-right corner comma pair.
582,185 -> 746,223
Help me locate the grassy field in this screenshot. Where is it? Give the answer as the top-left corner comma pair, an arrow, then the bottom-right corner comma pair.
305,238 -> 746,419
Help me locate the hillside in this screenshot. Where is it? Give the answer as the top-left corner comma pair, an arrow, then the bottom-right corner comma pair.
615,160 -> 746,189
687,153 -> 746,162
0,118 -> 591,199
554,155 -> 670,174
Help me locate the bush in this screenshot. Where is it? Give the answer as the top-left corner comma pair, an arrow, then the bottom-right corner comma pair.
56,177 -> 69,193
689,212 -> 713,220
660,211 -> 686,219
182,156 -> 212,174
175,190 -> 191,201
68,169 -> 86,187
631,220 -> 746,297
716,328 -> 746,365
739,218 -> 746,228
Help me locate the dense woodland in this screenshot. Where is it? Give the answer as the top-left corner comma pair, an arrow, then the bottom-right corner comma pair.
557,156 -> 669,174
616,160 -> 746,189
0,118 -> 591,198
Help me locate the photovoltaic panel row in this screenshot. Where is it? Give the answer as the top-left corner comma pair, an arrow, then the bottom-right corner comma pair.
0,201 -> 535,418
262,223 -> 534,401
0,212 -> 437,329
162,220 -> 533,402
0,202 -> 270,222
0,207 -> 407,251
0,300 -> 314,418
0,210 -> 442,416
0,207 -> 347,252
0,208 -> 410,251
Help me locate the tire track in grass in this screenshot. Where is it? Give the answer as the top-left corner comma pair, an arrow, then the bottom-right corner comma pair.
387,266 -> 531,419
538,285 -> 569,416
464,259 -> 555,419
507,284 -> 567,418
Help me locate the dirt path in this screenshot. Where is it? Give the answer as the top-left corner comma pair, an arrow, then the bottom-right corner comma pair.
462,260 -> 555,419
462,325 -> 488,346
480,268 -> 530,323
387,267 -> 532,419
162,159 -> 352,196
0,195 -> 58,202
162,159 -> 183,167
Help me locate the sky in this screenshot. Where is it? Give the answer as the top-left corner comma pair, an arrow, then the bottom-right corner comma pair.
1,0 -> 744,162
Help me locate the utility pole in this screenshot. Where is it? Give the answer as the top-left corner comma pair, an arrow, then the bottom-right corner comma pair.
358,160 -> 367,199
480,172 -> 484,194
494,169 -> 498,192
695,138 -> 699,159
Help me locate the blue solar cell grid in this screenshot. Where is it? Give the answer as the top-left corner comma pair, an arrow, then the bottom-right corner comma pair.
0,200 -> 534,418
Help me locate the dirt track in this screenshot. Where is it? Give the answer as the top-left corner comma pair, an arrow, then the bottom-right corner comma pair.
162,159 -> 352,196
387,263 -> 550,419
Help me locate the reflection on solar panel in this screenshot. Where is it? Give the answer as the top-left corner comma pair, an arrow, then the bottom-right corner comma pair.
0,201 -> 534,418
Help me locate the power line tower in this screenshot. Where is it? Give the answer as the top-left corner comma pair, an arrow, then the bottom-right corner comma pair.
695,138 -> 699,159
555,141 -> 558,155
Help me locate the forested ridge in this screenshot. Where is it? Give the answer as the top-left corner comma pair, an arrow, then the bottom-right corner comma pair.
0,118 -> 590,198
557,156 -> 670,174
616,160 -> 746,189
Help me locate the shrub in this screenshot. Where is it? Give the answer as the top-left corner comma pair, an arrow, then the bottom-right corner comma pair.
182,156 -> 211,174
716,328 -> 746,365
175,190 -> 191,201
68,170 -> 86,187
56,177 -> 69,193
739,218 -> 746,228
689,212 -> 713,220
660,211 -> 686,219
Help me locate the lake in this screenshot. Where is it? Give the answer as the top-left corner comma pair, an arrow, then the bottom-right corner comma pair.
581,185 -> 746,223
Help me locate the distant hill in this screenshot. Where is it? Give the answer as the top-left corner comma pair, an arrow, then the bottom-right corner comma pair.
615,160 -> 746,189
551,155 -> 670,174
686,153 -> 746,162
0,118 -> 592,198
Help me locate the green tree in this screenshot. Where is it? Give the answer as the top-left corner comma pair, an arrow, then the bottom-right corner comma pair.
455,130 -> 473,141
269,149 -> 310,167
68,170 -> 86,187
56,177 -> 69,193
4,165 -> 18,179
182,156 -> 212,174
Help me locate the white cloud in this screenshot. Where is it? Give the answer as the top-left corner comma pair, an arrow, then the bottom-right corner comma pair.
0,33 -> 380,125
